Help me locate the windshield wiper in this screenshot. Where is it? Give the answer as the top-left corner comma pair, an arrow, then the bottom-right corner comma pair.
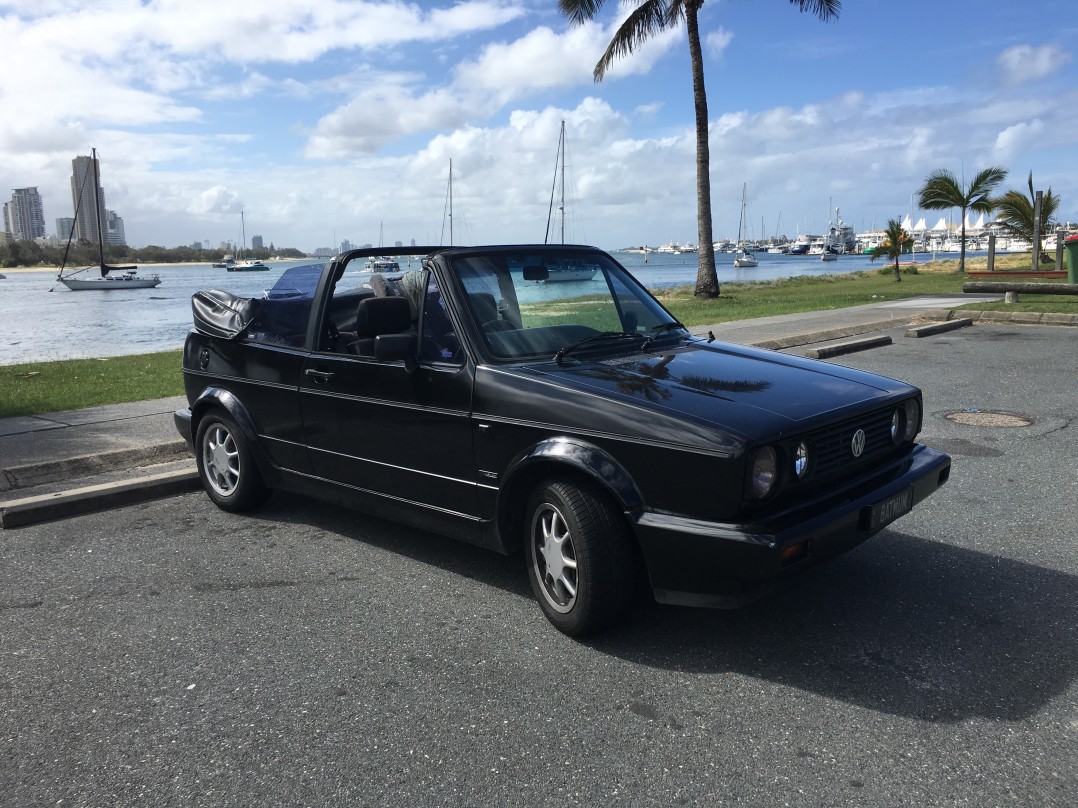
554,331 -> 650,365
651,321 -> 686,335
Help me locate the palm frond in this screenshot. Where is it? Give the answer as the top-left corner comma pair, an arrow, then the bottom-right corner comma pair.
559,0 -> 609,26
595,1 -> 677,81
966,166 -> 1009,213
789,0 -> 842,22
916,170 -> 964,210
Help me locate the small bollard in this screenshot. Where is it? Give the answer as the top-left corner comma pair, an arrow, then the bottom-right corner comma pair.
1005,291 -> 1020,304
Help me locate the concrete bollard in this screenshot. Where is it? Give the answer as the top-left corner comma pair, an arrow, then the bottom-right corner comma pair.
1005,290 -> 1020,304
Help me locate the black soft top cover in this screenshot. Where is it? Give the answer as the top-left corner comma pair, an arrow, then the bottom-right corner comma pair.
191,289 -> 261,339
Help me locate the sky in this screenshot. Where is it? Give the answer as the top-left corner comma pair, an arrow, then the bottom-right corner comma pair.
2,0 -> 1076,253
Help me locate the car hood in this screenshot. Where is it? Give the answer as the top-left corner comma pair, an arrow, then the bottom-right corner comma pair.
530,340 -> 911,435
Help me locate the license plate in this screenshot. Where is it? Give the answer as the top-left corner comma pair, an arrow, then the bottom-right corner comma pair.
868,487 -> 913,531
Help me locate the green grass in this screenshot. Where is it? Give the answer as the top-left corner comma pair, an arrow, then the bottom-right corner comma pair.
657,268 -> 967,327
0,351 -> 184,419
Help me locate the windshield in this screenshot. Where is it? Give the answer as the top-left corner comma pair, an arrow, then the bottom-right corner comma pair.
449,249 -> 685,361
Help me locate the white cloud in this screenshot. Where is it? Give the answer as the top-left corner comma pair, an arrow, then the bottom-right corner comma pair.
991,119 -> 1046,163
705,28 -> 733,59
997,44 -> 1071,85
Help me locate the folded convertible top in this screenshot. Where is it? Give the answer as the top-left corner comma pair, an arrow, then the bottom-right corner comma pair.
191,290 -> 261,339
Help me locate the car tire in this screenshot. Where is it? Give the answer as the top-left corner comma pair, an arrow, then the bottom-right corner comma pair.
525,478 -> 636,636
195,410 -> 270,512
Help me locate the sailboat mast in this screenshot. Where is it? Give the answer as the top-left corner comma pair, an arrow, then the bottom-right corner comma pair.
91,148 -> 105,269
559,121 -> 565,244
449,159 -> 454,246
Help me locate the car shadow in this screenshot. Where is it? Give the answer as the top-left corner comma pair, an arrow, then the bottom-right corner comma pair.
252,495 -> 1077,724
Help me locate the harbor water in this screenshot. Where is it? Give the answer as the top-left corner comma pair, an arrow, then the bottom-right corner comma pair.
0,249 -> 911,366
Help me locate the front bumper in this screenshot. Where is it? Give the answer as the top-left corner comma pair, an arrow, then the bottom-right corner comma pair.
631,444 -> 951,607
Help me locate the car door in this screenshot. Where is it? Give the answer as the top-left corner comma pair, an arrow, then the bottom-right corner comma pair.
298,269 -> 480,538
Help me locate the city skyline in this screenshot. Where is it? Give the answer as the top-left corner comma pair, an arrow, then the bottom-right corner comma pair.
1,1 -> 1075,252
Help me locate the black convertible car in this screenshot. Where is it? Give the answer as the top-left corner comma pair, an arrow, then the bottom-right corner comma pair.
176,244 -> 951,635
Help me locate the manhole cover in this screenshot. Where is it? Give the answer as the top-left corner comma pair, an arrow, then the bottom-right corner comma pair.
945,410 -> 1031,427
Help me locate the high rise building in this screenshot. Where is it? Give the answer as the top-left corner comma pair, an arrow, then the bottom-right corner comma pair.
7,187 -> 46,241
251,234 -> 264,250
105,209 -> 127,246
70,154 -> 107,244
56,217 -> 75,241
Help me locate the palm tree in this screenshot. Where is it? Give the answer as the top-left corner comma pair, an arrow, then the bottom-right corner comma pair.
559,0 -> 841,299
992,172 -> 1060,264
916,166 -> 1007,274
870,218 -> 913,282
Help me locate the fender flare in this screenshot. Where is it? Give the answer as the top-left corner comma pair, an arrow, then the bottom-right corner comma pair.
494,436 -> 645,553
189,387 -> 276,482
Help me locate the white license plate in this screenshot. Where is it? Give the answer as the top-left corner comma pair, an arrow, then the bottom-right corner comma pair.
868,487 -> 913,531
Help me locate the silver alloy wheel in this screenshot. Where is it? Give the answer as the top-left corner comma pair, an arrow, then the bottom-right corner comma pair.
531,502 -> 578,614
202,422 -> 240,497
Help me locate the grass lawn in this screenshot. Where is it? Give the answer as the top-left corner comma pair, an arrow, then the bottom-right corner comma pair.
0,351 -> 184,419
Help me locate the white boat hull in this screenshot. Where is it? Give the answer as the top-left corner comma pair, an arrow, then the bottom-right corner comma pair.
58,274 -> 161,290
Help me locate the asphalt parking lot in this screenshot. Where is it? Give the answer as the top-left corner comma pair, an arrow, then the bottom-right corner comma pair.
1,322 -> 1075,807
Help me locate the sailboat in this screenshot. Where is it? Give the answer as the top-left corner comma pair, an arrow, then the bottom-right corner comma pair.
228,211 -> 268,271
56,148 -> 160,290
542,120 -> 597,282
733,184 -> 758,268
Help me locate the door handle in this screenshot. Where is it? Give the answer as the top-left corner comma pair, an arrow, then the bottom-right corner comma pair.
305,368 -> 335,383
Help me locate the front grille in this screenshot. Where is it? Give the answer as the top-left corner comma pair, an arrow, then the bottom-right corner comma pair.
807,406 -> 897,477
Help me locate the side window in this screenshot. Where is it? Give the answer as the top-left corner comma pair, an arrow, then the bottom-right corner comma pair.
419,274 -> 462,365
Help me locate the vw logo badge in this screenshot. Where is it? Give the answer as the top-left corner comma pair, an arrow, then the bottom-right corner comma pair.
850,428 -> 866,457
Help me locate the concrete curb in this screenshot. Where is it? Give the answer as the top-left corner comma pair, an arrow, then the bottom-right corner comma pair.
905,318 -> 974,338
0,465 -> 199,528
750,318 -> 908,350
920,310 -> 1078,326
804,335 -> 893,359
0,440 -> 190,493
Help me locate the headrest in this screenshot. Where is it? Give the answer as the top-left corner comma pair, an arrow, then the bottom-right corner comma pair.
356,295 -> 412,336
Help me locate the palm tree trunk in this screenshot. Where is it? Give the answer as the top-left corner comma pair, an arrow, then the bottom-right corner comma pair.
958,207 -> 967,274
686,3 -> 719,298
893,253 -> 901,282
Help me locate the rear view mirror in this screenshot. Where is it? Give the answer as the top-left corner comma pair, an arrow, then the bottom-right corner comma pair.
523,265 -> 549,282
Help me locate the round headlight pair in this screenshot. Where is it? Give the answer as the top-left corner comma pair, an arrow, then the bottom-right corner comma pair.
891,399 -> 922,444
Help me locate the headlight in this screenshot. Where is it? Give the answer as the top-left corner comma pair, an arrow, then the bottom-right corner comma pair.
890,408 -> 905,445
748,446 -> 779,500
903,398 -> 921,442
793,440 -> 811,480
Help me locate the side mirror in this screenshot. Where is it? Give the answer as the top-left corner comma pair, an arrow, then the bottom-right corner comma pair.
375,333 -> 418,372
523,265 -> 549,282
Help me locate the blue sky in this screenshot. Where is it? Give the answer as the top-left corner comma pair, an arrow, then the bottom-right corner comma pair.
2,0 -> 1075,252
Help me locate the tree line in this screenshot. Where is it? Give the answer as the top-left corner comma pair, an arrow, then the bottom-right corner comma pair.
0,239 -> 308,269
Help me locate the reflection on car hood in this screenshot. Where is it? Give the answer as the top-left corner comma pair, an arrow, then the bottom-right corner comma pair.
533,340 -> 910,429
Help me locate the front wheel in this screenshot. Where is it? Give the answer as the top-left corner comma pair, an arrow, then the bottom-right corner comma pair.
525,479 -> 636,636
195,410 -> 270,512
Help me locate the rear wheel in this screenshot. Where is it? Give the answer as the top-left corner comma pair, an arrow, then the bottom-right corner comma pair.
525,479 -> 636,636
195,410 -> 269,512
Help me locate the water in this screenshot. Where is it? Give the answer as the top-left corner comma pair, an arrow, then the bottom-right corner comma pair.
0,250 -> 910,366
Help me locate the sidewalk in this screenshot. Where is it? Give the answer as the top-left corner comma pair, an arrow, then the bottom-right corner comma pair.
1,294 -> 1051,528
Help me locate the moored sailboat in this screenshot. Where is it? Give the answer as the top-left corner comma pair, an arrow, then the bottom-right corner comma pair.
56,148 -> 160,291
542,120 -> 597,282
733,184 -> 758,268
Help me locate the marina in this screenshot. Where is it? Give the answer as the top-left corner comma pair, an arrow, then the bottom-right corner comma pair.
1,249 -> 964,366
